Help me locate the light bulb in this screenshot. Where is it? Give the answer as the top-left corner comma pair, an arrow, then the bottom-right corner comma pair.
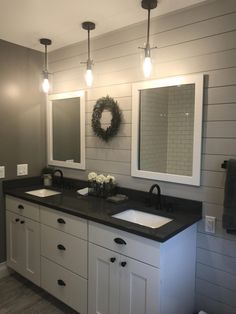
143,56 -> 152,78
85,69 -> 93,87
42,78 -> 50,93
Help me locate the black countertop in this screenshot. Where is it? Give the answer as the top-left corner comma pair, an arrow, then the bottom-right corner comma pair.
3,178 -> 202,243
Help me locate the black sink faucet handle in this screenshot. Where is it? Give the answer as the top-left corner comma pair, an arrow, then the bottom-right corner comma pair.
148,184 -> 162,210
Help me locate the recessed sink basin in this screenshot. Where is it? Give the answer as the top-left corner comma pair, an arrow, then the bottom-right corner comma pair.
112,209 -> 172,229
25,189 -> 61,198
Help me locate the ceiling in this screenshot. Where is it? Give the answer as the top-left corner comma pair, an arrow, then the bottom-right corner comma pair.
0,0 -> 211,52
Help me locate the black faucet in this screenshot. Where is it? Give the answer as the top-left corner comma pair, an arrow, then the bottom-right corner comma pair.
52,169 -> 64,188
148,184 -> 162,210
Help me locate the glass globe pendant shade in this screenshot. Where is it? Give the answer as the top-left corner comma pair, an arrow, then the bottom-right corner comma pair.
42,76 -> 50,93
143,56 -> 152,78
85,68 -> 93,87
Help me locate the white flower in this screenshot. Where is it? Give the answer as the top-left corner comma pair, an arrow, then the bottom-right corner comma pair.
106,174 -> 115,183
88,172 -> 97,181
96,174 -> 106,184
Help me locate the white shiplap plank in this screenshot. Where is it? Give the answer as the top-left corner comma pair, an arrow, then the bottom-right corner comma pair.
202,202 -> 223,220
86,159 -> 130,176
198,220 -> 236,243
202,154 -> 236,172
196,278 -> 236,308
196,293 -> 236,314
203,121 -> 236,138
87,96 -> 132,113
204,103 -> 236,121
203,138 -> 236,155
197,232 -> 236,258
86,148 -> 131,163
86,136 -> 131,150
201,170 -> 225,188
196,263 -> 236,291
197,248 -> 236,274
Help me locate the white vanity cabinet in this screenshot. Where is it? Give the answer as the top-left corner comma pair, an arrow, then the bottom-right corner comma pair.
6,196 -> 40,285
88,221 -> 197,314
40,206 -> 88,314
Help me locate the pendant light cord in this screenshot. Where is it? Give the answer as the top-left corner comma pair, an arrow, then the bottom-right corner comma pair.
44,44 -> 48,73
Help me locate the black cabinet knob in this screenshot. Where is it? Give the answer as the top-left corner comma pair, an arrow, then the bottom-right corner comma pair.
114,237 -> 126,245
57,244 -> 66,251
15,218 -> 20,222
120,261 -> 127,267
57,218 -> 66,224
20,220 -> 25,224
110,257 -> 116,263
18,205 -> 24,210
57,279 -> 66,286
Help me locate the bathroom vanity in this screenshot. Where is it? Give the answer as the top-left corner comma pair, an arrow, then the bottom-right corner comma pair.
4,181 -> 201,314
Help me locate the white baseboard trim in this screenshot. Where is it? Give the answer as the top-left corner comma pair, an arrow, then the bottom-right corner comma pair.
0,262 -> 11,279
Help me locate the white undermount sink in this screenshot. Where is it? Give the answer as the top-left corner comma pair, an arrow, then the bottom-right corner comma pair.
112,209 -> 172,229
25,189 -> 61,198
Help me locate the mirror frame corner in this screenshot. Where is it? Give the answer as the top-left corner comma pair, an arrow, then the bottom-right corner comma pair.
131,74 -> 204,186
47,90 -> 86,170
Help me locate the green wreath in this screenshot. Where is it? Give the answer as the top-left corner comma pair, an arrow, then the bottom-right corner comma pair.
92,96 -> 121,142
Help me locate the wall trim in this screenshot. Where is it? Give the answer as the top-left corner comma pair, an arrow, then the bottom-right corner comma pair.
0,262 -> 11,279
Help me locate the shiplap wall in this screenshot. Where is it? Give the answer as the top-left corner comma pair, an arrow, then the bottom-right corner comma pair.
49,1 -> 236,313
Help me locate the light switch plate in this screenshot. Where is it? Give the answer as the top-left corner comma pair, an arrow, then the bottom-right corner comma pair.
17,164 -> 28,176
0,166 -> 5,178
205,216 -> 216,233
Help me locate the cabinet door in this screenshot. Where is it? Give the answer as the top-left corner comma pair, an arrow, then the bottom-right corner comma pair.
88,243 -> 119,314
22,217 -> 40,285
119,257 -> 160,314
6,211 -> 24,273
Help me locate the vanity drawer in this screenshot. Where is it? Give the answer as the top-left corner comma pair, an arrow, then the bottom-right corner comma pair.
40,206 -> 87,240
41,224 -> 87,278
6,196 -> 39,221
41,257 -> 87,314
89,221 -> 160,268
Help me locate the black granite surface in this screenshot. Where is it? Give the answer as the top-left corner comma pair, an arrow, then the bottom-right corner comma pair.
3,177 -> 202,242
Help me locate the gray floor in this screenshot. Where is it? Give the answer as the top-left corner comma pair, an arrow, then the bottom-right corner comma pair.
0,273 -> 78,314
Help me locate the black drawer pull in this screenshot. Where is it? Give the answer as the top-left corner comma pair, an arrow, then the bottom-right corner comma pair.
20,220 -> 25,224
15,218 -> 20,222
121,261 -> 127,267
57,279 -> 66,286
57,244 -> 66,251
18,205 -> 24,210
110,257 -> 116,263
57,218 -> 66,224
114,237 -> 126,245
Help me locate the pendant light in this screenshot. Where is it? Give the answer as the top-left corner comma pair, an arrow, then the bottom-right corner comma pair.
139,0 -> 157,78
40,38 -> 52,93
81,21 -> 95,87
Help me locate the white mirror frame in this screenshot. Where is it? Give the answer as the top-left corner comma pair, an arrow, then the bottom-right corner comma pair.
47,90 -> 86,170
131,74 -> 204,186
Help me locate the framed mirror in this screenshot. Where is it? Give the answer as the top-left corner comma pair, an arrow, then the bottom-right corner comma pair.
47,91 -> 85,170
132,74 -> 203,186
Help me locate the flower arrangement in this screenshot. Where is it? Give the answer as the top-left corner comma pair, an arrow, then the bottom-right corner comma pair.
88,172 -> 116,197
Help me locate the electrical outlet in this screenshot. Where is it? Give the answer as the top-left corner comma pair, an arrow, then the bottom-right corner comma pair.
205,216 -> 216,233
0,166 -> 5,178
17,164 -> 28,176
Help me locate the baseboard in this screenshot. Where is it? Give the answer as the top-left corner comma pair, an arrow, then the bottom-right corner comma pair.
0,262 -> 11,279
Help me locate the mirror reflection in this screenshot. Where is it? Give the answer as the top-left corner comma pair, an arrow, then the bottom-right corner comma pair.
52,97 -> 81,163
139,84 -> 195,176
48,91 -> 85,170
132,75 -> 203,186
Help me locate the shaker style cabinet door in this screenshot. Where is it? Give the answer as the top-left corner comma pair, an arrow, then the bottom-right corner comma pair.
22,217 -> 40,285
6,210 -> 40,286
88,243 -> 120,314
6,211 -> 24,274
119,257 -> 160,314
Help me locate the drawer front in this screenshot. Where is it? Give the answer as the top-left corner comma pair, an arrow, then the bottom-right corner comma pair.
6,196 -> 39,221
40,206 -> 87,240
41,224 -> 87,278
89,221 -> 160,268
41,257 -> 87,314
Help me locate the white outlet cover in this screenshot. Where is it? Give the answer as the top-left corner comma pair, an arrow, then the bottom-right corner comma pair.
0,166 -> 5,178
17,164 -> 28,176
205,216 -> 216,233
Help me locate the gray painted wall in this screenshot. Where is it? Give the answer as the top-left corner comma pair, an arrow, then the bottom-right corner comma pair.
0,40 -> 46,262
49,1 -> 236,312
